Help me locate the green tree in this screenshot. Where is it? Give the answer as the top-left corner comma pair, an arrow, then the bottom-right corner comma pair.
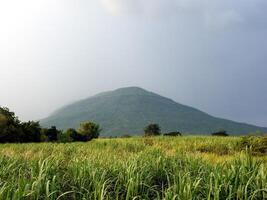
77,121 -> 101,141
58,131 -> 71,143
59,128 -> 77,142
42,126 -> 61,142
144,124 -> 161,136
0,113 -> 7,125
21,121 -> 42,142
0,107 -> 22,143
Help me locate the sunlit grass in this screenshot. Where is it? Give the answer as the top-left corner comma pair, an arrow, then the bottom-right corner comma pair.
0,136 -> 266,199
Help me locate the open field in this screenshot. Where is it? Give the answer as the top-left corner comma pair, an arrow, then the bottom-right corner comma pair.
0,136 -> 266,199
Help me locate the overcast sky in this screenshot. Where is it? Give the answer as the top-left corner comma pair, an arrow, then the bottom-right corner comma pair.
0,0 -> 266,127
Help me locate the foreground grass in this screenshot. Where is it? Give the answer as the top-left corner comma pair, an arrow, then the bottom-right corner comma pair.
0,136 -> 266,199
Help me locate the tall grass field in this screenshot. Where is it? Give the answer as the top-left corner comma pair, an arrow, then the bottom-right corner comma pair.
0,136 -> 266,199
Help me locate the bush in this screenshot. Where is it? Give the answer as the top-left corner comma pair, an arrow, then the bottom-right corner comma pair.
58,128 -> 76,143
41,126 -> 61,142
77,121 -> 101,141
163,131 -> 182,136
211,130 -> 229,137
144,124 -> 161,136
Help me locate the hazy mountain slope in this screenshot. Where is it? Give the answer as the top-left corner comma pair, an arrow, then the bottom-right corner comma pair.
41,87 -> 267,136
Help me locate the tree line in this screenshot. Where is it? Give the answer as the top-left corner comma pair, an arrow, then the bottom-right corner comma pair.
143,123 -> 229,137
144,124 -> 182,136
0,106 -> 230,143
0,107 -> 100,143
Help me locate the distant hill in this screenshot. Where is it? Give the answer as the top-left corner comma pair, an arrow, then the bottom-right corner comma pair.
41,87 -> 267,136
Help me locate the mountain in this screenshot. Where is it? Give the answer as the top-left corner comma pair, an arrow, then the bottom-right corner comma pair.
40,87 -> 267,136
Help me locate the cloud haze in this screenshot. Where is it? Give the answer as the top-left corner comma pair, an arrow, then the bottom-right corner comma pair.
0,0 -> 266,127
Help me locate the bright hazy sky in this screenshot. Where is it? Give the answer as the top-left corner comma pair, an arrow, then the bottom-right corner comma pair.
0,0 -> 266,127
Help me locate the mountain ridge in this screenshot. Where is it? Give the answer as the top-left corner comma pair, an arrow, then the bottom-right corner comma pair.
41,87 -> 267,136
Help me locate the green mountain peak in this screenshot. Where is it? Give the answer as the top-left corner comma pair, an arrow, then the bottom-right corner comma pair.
41,87 -> 267,136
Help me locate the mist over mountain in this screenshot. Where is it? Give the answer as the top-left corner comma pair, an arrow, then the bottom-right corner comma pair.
41,87 -> 267,136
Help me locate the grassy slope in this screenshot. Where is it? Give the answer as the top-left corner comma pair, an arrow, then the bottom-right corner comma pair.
0,136 -> 267,199
41,87 -> 267,136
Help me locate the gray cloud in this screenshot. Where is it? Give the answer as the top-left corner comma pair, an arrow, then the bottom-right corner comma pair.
101,0 -> 266,30
0,0 -> 266,127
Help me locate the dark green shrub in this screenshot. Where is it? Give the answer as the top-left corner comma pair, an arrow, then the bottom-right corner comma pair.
211,130 -> 229,137
164,131 -> 182,136
41,126 -> 61,142
144,124 -> 161,136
